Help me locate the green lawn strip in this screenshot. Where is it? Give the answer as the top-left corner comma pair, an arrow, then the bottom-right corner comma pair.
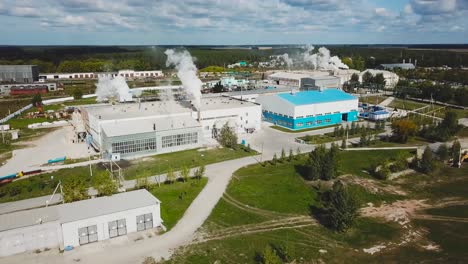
359,95 -> 388,105
0,166 -> 96,203
228,159 -> 318,215
360,137 -> 428,148
347,184 -> 403,207
337,149 -> 414,178
62,97 -> 100,106
149,177 -> 207,230
271,124 -> 338,133
388,98 -> 429,111
124,146 -> 257,180
203,197 -> 271,231
425,205 -> 468,218
299,128 -> 384,145
167,217 -> 402,264
413,219 -> 468,260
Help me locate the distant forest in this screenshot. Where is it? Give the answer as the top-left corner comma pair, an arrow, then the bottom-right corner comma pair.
0,45 -> 467,73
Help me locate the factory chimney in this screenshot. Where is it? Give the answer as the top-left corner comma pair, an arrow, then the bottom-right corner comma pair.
415,59 -> 417,67
409,58 -> 412,64
197,109 -> 201,122
403,59 -> 406,64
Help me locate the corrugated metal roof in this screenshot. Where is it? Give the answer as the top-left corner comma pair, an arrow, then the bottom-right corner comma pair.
277,89 -> 356,106
58,189 -> 160,224
0,206 -> 59,232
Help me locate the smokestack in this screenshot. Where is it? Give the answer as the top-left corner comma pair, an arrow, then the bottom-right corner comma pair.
403,59 -> 405,64
409,58 -> 412,64
197,109 -> 201,121
415,59 -> 417,67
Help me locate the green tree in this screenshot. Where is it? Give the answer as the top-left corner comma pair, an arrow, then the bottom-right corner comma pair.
93,173 -> 118,197
218,123 -> 238,149
452,140 -> 461,167
362,71 -> 374,86
342,57 -> 354,69
181,166 -> 190,182
391,119 -> 417,143
436,144 -> 450,161
166,167 -> 175,183
72,87 -> 83,100
194,164 -> 206,179
350,73 -> 359,86
31,93 -> 42,107
136,177 -> 151,190
419,147 -> 437,174
63,177 -> 88,202
341,137 -> 347,149
374,73 -> 386,89
288,148 -> 293,162
280,148 -> 286,162
323,181 -> 360,232
213,81 -> 224,93
259,245 -> 282,264
271,153 -> 278,165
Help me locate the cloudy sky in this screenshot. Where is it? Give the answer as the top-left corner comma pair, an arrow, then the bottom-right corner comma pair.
0,0 -> 467,45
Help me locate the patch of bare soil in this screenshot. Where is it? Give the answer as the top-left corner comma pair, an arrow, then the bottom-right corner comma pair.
340,174 -> 407,196
361,199 -> 429,226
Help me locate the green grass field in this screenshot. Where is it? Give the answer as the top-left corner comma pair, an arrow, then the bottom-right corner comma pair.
124,146 -> 257,180
166,150 -> 408,264
149,178 -> 208,230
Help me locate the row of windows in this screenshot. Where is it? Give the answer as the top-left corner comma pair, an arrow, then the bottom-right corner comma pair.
78,213 -> 154,245
112,138 -> 157,154
297,118 -> 331,127
161,132 -> 198,148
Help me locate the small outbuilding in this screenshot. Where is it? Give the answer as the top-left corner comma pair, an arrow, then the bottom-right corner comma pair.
0,190 -> 162,257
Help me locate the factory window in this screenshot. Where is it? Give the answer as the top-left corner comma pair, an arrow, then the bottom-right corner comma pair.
325,118 -> 331,123
317,120 -> 323,124
162,132 -> 198,148
112,137 -> 157,154
306,115 -> 313,117
78,225 -> 98,245
297,116 -> 304,119
316,114 -> 322,116
297,122 -> 303,127
306,122 -> 313,126
109,219 -> 127,238
246,120 -> 248,124
136,213 -> 153,231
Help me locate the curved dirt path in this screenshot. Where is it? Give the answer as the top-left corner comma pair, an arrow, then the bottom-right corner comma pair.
0,155 -> 262,264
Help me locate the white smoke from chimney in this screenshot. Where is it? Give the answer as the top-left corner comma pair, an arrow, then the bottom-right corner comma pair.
165,49 -> 202,110
95,75 -> 133,102
302,45 -> 349,70
280,53 -> 293,68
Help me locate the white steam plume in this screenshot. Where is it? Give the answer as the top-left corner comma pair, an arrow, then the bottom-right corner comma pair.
95,76 -> 133,102
302,45 -> 349,70
165,49 -> 202,110
280,53 -> 293,68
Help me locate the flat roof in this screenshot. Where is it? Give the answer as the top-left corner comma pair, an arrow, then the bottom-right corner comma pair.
58,189 -> 160,224
268,71 -> 330,80
277,89 -> 356,106
0,190 -> 160,231
83,97 -> 258,121
0,206 -> 59,232
101,115 -> 200,137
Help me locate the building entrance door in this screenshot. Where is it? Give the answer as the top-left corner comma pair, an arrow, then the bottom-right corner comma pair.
342,113 -> 348,121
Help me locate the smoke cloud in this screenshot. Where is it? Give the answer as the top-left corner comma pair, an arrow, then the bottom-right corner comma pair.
280,53 -> 293,68
165,49 -> 202,110
95,75 -> 133,102
302,45 -> 349,70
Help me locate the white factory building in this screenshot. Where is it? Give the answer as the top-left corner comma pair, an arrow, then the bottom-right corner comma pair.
0,190 -> 162,257
39,70 -> 163,81
359,69 -> 399,89
80,96 -> 261,159
267,71 -> 341,90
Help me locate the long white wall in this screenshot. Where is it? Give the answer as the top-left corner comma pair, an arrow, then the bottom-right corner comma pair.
61,204 -> 161,248
0,221 -> 62,257
294,99 -> 358,118
255,95 -> 295,117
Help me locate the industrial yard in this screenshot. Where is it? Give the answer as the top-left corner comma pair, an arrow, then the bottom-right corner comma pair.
1,3 -> 468,261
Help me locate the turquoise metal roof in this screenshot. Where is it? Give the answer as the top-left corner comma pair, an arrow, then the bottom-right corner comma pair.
278,89 -> 356,105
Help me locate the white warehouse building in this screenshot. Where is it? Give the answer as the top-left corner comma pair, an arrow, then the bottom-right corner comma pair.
80,96 -> 261,159
0,190 -> 162,257
267,71 -> 341,90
